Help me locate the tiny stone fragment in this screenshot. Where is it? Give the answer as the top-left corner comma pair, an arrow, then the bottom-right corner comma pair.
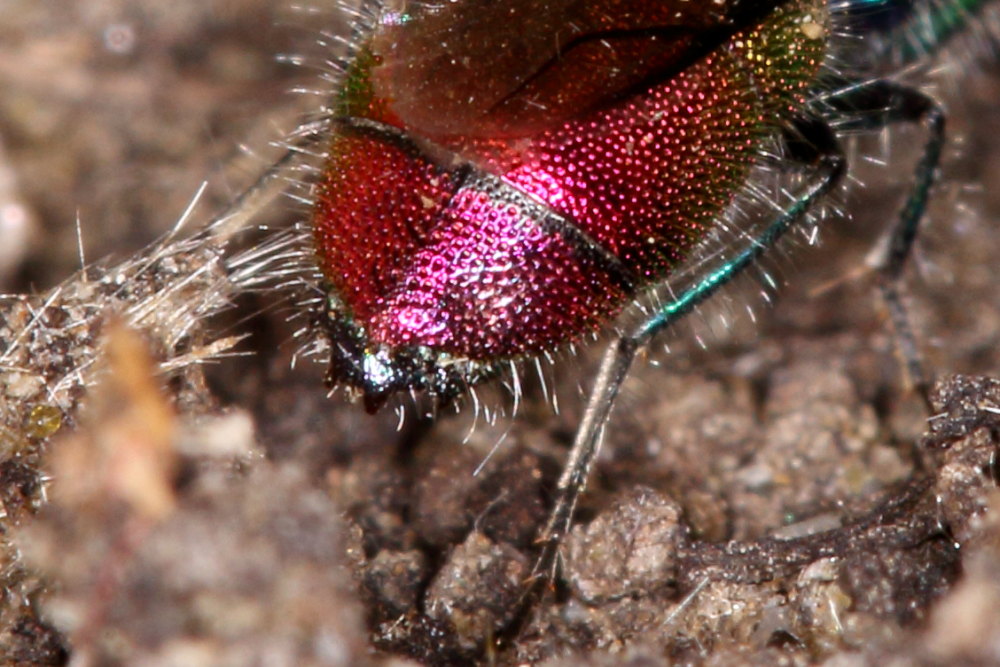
790,558 -> 852,654
24,405 -> 62,440
412,435 -> 548,549
424,531 -> 528,650
564,487 -> 685,603
925,493 -> 1000,663
363,549 -> 429,615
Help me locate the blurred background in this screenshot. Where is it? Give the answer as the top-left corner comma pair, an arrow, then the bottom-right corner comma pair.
0,0 -> 326,290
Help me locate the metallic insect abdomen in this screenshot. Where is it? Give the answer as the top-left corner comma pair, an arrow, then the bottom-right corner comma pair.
311,0 -> 827,397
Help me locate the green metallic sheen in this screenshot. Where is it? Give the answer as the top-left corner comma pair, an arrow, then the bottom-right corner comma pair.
878,0 -> 993,63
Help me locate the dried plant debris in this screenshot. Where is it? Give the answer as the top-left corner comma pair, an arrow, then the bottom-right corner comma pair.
8,321 -> 363,666
0,239 -> 230,663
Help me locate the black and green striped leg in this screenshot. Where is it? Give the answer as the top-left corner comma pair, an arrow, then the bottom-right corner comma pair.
529,115 -> 848,583
820,78 -> 946,409
531,78 -> 948,588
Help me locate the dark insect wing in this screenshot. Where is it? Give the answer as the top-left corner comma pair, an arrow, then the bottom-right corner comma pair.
367,0 -> 787,141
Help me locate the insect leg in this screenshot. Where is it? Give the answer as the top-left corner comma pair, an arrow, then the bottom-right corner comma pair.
820,79 -> 945,406
532,116 -> 848,579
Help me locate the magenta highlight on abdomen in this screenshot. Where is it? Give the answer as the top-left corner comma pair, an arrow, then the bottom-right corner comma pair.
310,0 -> 829,412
